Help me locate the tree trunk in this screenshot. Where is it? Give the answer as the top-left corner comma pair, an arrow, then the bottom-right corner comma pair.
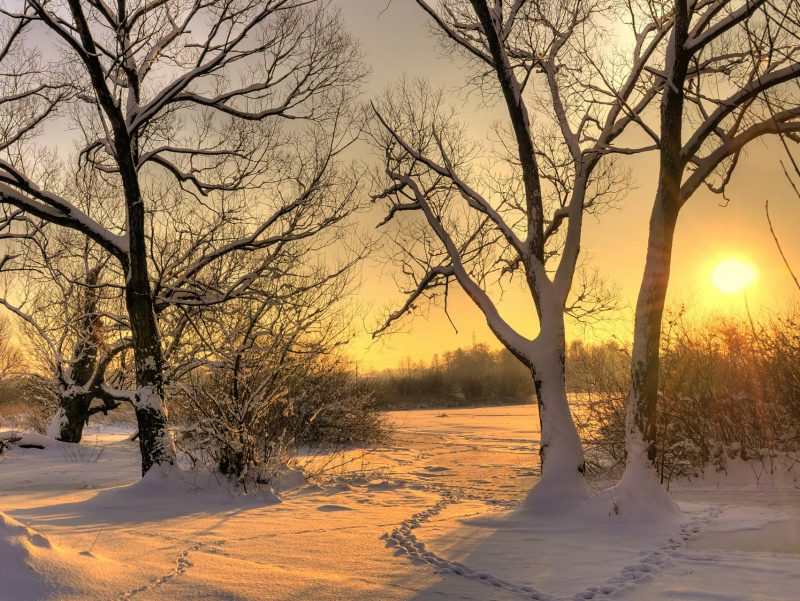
525,312 -> 589,511
118,137 -> 175,475
611,186 -> 682,519
52,393 -> 92,443
50,268 -> 103,444
627,194 -> 680,464
618,2 -> 689,512
125,233 -> 175,475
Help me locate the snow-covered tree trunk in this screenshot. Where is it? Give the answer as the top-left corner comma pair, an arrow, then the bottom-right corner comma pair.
618,0 -> 689,497
126,285 -> 174,475
527,307 -> 588,509
604,183 -> 683,516
51,392 -> 92,443
51,267 -> 104,444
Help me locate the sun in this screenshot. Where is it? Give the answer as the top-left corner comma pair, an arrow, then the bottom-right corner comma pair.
711,258 -> 758,294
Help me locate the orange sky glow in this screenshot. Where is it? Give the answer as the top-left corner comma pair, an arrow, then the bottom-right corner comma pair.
340,1 -> 800,371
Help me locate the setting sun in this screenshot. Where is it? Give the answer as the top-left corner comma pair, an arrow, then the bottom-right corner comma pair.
711,258 -> 758,294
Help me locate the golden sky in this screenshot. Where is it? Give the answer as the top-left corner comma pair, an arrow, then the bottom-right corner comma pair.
4,1 -> 796,373
340,1 -> 800,371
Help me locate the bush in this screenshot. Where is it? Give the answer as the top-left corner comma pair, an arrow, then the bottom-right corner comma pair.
0,374 -> 57,434
575,309 -> 800,485
174,353 -> 388,485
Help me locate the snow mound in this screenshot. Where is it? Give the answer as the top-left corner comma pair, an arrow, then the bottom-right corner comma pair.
518,471 -> 591,516
65,465 -> 306,524
270,466 -> 307,493
0,431 -> 57,450
111,465 -> 281,504
0,513 -> 56,600
677,453 -> 800,491
0,512 -> 54,553
595,455 -> 682,523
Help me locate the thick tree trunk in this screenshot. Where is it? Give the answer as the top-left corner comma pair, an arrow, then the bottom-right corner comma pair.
616,2 -> 689,514
118,138 -> 175,475
52,393 -> 92,443
50,268 -> 102,444
125,227 -> 175,476
612,157 -> 683,518
627,194 -> 680,464
525,312 -> 589,511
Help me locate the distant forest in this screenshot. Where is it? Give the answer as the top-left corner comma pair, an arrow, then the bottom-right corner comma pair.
369,341 -> 627,409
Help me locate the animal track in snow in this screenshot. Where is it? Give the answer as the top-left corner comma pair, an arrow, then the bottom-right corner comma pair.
384,488 -> 723,601
383,490 -> 556,601
570,505 -> 723,600
118,540 -> 208,600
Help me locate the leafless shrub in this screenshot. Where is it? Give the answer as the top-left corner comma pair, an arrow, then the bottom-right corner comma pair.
168,264 -> 388,486
576,308 -> 800,485
0,373 -> 57,434
175,353 -> 387,486
569,342 -> 629,476
61,441 -> 104,464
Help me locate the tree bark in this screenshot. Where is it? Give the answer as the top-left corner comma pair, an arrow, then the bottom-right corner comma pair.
117,133 -> 175,475
627,193 -> 680,463
53,393 -> 91,443
123,176 -> 175,475
626,0 -> 690,469
53,267 -> 102,444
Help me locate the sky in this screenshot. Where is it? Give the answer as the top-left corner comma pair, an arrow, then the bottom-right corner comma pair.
3,1 -> 798,373
337,0 -> 800,371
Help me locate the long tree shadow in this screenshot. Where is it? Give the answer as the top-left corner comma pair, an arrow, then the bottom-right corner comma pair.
9,470 -> 277,528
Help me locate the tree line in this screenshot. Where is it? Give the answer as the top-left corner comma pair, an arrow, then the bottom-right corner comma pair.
369,341 -> 626,409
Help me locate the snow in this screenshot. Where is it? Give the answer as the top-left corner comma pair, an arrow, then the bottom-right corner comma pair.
1,405 -> 799,600
602,427 -> 682,521
44,410 -> 67,440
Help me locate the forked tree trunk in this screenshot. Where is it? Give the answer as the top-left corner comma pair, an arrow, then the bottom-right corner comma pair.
50,267 -> 103,444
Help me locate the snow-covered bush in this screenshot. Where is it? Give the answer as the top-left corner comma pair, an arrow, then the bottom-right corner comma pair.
168,271 -> 388,486
0,374 -> 58,435
174,353 -> 387,485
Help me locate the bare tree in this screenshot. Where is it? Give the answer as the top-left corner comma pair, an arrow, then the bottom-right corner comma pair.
622,0 -> 800,500
0,170 -> 136,442
170,251 -> 366,483
0,0 -> 364,473
370,1 -> 674,507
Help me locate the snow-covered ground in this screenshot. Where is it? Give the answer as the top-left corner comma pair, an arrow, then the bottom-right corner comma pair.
1,406 -> 799,601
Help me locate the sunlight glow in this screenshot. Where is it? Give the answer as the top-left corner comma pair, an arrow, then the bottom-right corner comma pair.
711,258 -> 758,294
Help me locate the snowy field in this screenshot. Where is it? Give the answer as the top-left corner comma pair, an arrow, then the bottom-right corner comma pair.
2,405 -> 800,601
